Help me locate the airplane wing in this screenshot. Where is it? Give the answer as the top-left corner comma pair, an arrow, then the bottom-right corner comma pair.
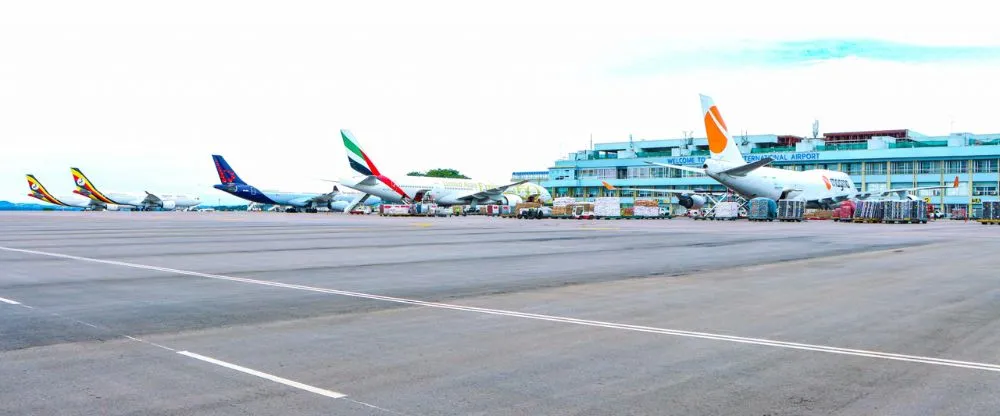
452,180 -> 529,202
601,181 -> 727,196
287,186 -> 342,206
357,176 -> 379,186
142,191 -> 162,207
874,176 -> 960,199
600,181 -> 697,195
718,158 -> 773,176
644,161 -> 707,175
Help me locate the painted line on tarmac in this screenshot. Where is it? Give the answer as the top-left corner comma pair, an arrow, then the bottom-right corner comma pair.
0,287 -> 418,412
178,351 -> 347,398
0,296 -> 22,305
4,245 -> 1000,374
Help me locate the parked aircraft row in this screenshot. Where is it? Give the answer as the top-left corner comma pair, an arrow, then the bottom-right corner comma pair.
212,129 -> 552,212
40,95 -> 935,214
27,169 -> 201,211
603,95 -> 958,209
28,130 -> 552,212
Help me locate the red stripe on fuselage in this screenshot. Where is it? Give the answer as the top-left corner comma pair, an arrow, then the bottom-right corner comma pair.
375,175 -> 410,200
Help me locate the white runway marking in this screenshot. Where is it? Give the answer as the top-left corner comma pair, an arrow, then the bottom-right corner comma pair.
4,245 -> 1000,373
178,351 -> 347,399
0,296 -> 22,305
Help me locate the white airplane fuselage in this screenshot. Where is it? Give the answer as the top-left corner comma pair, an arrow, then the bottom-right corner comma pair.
339,175 -> 552,206
704,159 -> 857,204
98,191 -> 201,210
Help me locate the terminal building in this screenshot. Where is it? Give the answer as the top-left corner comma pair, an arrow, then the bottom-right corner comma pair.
528,129 -> 1000,216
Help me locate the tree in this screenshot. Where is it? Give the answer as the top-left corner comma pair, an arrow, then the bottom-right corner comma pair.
407,168 -> 469,179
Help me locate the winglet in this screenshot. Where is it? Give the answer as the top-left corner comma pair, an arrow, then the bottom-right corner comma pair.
601,181 -> 616,191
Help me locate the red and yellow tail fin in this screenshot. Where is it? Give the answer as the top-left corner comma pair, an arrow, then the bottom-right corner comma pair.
26,174 -> 66,206
70,167 -> 115,203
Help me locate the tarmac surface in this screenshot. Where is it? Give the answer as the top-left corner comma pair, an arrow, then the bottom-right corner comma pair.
2,211 -> 1000,415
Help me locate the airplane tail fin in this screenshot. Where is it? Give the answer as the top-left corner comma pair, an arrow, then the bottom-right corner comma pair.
26,174 -> 65,205
70,167 -> 115,203
700,94 -> 746,164
212,155 -> 247,185
341,129 -> 382,176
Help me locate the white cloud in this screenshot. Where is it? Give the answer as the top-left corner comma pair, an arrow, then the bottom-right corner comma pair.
1,1 -> 998,203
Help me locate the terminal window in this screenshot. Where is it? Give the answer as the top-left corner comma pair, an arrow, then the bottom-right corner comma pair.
974,160 -> 998,173
891,161 -> 913,175
974,186 -> 998,196
918,161 -> 940,174
945,160 -> 968,174
865,162 -> 887,175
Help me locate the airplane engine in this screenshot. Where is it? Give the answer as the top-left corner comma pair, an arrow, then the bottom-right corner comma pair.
105,204 -> 121,211
677,194 -> 707,210
328,201 -> 349,212
500,194 -> 523,206
160,200 -> 177,210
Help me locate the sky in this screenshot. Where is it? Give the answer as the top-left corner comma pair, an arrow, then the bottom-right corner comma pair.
2,1 -> 1000,204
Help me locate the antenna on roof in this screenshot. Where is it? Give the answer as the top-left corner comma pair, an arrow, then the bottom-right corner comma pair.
740,130 -> 749,146
812,120 -> 820,139
682,130 -> 693,146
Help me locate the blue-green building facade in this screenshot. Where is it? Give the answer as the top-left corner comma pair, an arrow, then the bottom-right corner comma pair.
528,129 -> 1000,216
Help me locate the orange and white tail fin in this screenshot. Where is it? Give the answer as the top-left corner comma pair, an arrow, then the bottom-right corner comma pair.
700,94 -> 746,164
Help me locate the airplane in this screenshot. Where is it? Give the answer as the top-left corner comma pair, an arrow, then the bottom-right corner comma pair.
610,94 -> 958,209
26,174 -> 122,210
71,167 -> 202,211
210,154 -> 382,213
336,129 -> 553,211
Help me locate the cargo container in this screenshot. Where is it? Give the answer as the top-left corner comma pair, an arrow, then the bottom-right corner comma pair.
553,197 -> 576,208
777,200 -> 805,222
594,197 -> 622,217
853,200 -> 885,222
884,200 -> 928,223
379,204 -> 412,216
748,197 -> 777,221
410,203 -> 438,216
633,199 -> 661,217
713,202 -> 740,220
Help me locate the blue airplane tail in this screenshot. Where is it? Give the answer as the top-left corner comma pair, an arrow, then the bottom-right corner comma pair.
212,155 -> 247,185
